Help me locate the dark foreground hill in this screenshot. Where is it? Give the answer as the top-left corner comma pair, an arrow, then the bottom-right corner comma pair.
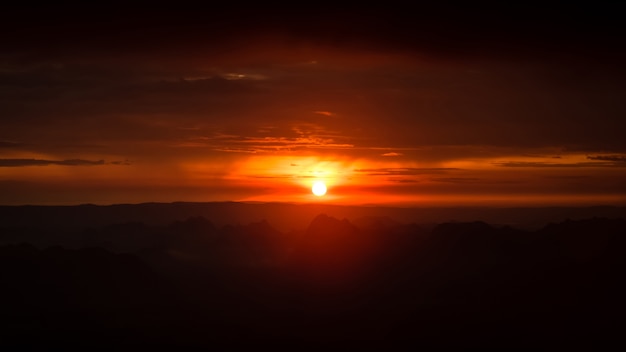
1,212 -> 625,349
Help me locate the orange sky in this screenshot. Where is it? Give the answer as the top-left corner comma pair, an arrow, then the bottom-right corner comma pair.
1,5 -> 625,206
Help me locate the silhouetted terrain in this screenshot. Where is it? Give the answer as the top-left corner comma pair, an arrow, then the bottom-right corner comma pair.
1,202 -> 625,231
1,203 -> 625,348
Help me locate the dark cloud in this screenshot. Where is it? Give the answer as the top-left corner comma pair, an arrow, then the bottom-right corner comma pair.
2,47 -> 625,156
429,177 -> 523,185
430,177 -> 482,184
0,159 -> 105,167
587,155 -> 626,162
0,64 -> 264,119
176,124 -> 355,154
493,161 -> 626,168
109,160 -> 132,166
390,179 -> 420,183
354,168 -> 459,176
2,3 -> 624,65
0,141 -> 21,148
248,175 -> 292,179
543,175 -> 591,180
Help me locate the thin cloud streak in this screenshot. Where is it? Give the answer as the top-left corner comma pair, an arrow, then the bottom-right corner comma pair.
493,161 -> 626,168
0,141 -> 22,148
0,159 -> 106,167
587,155 -> 626,162
354,168 -> 460,176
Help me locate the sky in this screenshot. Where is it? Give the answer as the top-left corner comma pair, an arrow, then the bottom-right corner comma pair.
1,4 -> 625,206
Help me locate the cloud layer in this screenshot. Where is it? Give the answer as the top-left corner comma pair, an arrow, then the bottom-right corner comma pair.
0,5 -> 625,205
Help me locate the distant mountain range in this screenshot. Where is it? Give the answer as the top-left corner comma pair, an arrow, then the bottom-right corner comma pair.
1,201 -> 624,231
1,207 -> 625,348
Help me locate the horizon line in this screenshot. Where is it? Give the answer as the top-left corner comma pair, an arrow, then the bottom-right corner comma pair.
1,200 -> 624,210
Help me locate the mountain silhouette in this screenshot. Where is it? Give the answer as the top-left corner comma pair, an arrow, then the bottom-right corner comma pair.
1,205 -> 625,348
289,214 -> 381,288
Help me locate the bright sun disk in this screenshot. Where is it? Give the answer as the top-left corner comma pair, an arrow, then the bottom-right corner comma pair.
312,181 -> 327,196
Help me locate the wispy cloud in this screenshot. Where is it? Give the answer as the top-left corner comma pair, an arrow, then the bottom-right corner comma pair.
493,161 -> 626,168
220,73 -> 268,81
109,160 -> 132,165
0,140 -> 21,148
381,152 -> 402,157
587,155 -> 626,162
0,159 -> 105,167
239,136 -> 353,149
390,178 -> 420,183
354,167 -> 459,176
212,148 -> 258,154
430,177 -> 481,183
177,124 -> 354,153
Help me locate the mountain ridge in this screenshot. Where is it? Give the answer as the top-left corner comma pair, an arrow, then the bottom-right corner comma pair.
1,201 -> 625,232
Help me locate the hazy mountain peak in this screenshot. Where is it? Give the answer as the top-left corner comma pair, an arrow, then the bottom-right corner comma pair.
306,213 -> 358,235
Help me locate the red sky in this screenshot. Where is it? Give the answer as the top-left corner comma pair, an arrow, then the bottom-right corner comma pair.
1,4 -> 625,206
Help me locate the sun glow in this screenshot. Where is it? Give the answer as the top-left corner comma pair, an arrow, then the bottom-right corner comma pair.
312,181 -> 327,196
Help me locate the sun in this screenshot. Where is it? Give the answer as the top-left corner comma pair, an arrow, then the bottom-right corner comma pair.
312,181 -> 327,196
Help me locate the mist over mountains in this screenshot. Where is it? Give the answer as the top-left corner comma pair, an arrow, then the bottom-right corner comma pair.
1,203 -> 625,348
